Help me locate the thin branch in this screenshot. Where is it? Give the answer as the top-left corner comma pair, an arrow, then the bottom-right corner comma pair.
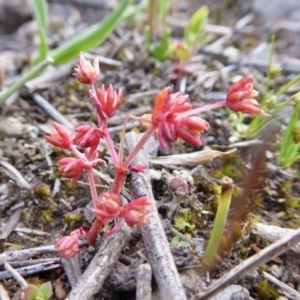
136,263 -> 152,300
196,228 -> 300,300
125,132 -> 187,300
66,222 -> 132,300
32,93 -> 74,130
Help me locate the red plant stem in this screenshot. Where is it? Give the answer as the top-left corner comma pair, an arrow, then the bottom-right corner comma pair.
86,167 -> 99,208
118,114 -> 132,164
86,166 -> 104,246
86,218 -> 103,246
175,100 -> 227,120
123,125 -> 157,169
91,84 -> 104,127
111,167 -> 127,196
69,146 -> 99,207
70,145 -> 104,244
102,128 -> 120,167
70,145 -> 88,161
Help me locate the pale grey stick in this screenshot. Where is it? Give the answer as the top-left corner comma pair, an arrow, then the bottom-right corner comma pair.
0,207 -> 23,241
0,245 -> 56,264
2,261 -> 60,281
136,263 -> 152,300
262,271 -> 300,300
4,262 -> 27,288
196,228 -> 300,300
61,255 -> 82,288
253,223 -> 300,255
0,283 -> 10,300
7,258 -> 60,269
0,241 -> 87,264
24,61 -> 74,94
32,93 -> 74,130
126,132 -> 187,300
66,222 -> 132,300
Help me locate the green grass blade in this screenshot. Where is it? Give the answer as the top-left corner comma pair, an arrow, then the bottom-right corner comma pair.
152,27 -> 171,61
248,35 -> 276,136
123,1 -> 147,19
30,0 -> 49,64
49,0 -> 129,66
278,101 -> 300,167
0,57 -> 54,106
277,73 -> 300,99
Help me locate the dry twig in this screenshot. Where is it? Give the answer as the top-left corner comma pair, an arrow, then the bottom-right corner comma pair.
32,93 -> 74,130
126,132 -> 187,300
196,228 -> 300,299
0,207 -> 23,241
262,271 -> 300,300
253,223 -> 300,255
0,283 -> 10,300
66,222 -> 132,300
136,263 -> 152,300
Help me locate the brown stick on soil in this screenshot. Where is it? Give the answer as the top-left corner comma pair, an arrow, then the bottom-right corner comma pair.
126,132 -> 187,300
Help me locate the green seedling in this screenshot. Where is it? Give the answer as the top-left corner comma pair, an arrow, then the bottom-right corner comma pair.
146,5 -> 208,63
174,209 -> 196,233
145,0 -> 171,61
22,282 -> 53,300
203,176 -> 233,265
146,25 -> 171,61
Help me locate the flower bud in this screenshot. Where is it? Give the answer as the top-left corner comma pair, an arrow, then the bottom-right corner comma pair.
92,193 -> 121,224
96,84 -> 122,118
74,125 -> 101,153
55,228 -> 85,258
122,197 -> 151,227
175,116 -> 210,147
226,76 -> 268,116
74,52 -> 100,85
57,157 -> 85,185
44,122 -> 73,150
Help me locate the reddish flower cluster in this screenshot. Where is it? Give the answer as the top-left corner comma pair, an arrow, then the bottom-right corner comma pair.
92,193 -> 121,224
151,87 -> 210,148
121,197 -> 151,227
92,193 -> 151,228
55,227 -> 85,259
45,122 -> 105,185
226,76 -> 267,116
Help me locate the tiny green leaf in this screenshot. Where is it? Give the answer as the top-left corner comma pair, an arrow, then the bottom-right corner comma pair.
178,241 -> 191,248
184,6 -> 208,49
151,27 -> 171,61
23,285 -> 39,300
278,101 -> 300,168
171,235 -> 180,245
38,282 -> 53,299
